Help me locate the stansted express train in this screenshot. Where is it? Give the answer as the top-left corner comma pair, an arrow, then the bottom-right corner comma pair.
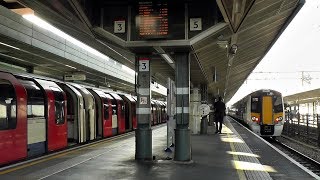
229,89 -> 284,137
0,71 -> 166,166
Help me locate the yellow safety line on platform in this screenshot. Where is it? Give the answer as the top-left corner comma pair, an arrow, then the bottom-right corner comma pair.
0,132 -> 134,175
227,132 -> 247,180
0,126 -> 165,175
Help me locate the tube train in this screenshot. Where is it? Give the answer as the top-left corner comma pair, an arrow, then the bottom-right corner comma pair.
229,89 -> 284,137
0,71 -> 166,166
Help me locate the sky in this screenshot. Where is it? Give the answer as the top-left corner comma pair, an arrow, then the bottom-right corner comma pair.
227,0 -> 320,107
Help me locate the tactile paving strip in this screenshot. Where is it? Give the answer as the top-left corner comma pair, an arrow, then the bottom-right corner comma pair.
224,117 -> 272,180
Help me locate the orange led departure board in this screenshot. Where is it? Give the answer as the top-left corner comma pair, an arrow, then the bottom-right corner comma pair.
138,1 -> 168,39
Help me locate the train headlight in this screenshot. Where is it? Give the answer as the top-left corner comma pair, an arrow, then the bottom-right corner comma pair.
275,116 -> 283,123
251,116 -> 259,122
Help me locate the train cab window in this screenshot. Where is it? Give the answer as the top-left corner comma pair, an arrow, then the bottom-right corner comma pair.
0,80 -> 17,130
103,102 -> 109,120
51,87 -> 65,125
251,97 -> 260,113
273,96 -> 283,113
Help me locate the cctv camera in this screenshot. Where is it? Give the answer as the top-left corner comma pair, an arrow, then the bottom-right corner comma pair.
229,44 -> 238,55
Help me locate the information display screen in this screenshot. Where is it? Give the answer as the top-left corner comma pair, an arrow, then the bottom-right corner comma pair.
137,1 -> 168,39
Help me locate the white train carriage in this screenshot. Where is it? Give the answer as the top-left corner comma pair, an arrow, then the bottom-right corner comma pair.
231,89 -> 284,137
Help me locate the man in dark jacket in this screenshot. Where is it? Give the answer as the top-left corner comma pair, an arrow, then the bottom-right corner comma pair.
214,96 -> 226,134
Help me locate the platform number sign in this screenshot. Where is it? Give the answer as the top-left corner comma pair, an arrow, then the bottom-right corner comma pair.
139,59 -> 149,71
114,20 -> 125,33
190,18 -> 202,31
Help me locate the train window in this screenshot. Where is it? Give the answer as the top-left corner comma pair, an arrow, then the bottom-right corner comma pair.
19,80 -> 45,118
111,99 -> 117,115
51,87 -> 65,125
273,96 -> 283,113
111,99 -> 118,115
103,103 -> 109,120
121,103 -> 125,115
0,80 -> 17,130
251,97 -> 260,113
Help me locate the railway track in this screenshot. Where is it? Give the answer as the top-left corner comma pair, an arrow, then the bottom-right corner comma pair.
267,138 -> 320,176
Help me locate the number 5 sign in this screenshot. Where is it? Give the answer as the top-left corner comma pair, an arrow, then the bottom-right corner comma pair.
139,58 -> 150,71
190,18 -> 202,31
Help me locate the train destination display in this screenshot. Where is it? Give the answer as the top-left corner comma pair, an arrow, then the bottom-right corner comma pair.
137,1 -> 168,39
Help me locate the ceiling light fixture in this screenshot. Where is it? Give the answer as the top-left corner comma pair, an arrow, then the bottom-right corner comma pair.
161,53 -> 174,64
0,42 -> 20,50
23,14 -> 136,76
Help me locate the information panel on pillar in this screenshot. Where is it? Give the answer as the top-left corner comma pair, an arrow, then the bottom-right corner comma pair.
136,1 -> 169,40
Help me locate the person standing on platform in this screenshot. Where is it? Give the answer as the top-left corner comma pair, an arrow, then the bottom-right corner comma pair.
214,96 -> 226,134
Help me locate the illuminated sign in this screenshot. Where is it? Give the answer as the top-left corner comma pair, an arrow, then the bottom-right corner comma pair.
137,1 -> 168,39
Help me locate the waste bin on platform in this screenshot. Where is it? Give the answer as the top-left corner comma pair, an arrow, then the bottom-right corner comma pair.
200,115 -> 208,134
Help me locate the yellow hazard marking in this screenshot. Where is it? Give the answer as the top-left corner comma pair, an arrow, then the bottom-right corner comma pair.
0,131 -> 134,175
226,127 -> 247,180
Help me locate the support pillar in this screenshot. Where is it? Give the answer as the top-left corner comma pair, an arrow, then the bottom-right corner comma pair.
200,84 -> 208,103
135,56 -> 152,160
174,52 -> 191,161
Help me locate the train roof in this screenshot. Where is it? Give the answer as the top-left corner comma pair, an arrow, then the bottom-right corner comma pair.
232,89 -> 282,107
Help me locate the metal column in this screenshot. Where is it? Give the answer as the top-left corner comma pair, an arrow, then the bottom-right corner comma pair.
135,56 -> 152,160
174,52 -> 191,161
200,84 -> 208,103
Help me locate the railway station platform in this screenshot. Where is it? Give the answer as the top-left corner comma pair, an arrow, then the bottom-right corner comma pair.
0,117 -> 317,180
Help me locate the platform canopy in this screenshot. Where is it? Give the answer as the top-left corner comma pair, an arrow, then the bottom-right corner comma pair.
0,0 -> 304,102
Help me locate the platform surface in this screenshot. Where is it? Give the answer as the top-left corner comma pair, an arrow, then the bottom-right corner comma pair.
0,118 -> 317,180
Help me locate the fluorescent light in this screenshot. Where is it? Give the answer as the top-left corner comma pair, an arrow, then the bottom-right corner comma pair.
65,64 -> 77,69
161,54 -> 174,64
121,65 -> 135,75
22,14 -> 138,80
0,42 -> 20,50
23,15 -> 109,62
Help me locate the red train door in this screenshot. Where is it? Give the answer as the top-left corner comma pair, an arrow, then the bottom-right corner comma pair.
0,72 -> 27,165
35,79 -> 67,151
103,94 -> 114,137
109,93 -> 125,134
132,102 -> 137,129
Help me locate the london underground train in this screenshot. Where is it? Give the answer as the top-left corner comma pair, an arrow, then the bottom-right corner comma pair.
0,71 -> 167,166
229,89 -> 284,137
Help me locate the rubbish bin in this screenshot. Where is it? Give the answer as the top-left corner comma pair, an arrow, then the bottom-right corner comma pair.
200,115 -> 208,134
209,112 -> 214,126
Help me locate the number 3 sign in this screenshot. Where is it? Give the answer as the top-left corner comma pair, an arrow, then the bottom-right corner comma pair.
139,59 -> 149,71
114,20 -> 125,33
